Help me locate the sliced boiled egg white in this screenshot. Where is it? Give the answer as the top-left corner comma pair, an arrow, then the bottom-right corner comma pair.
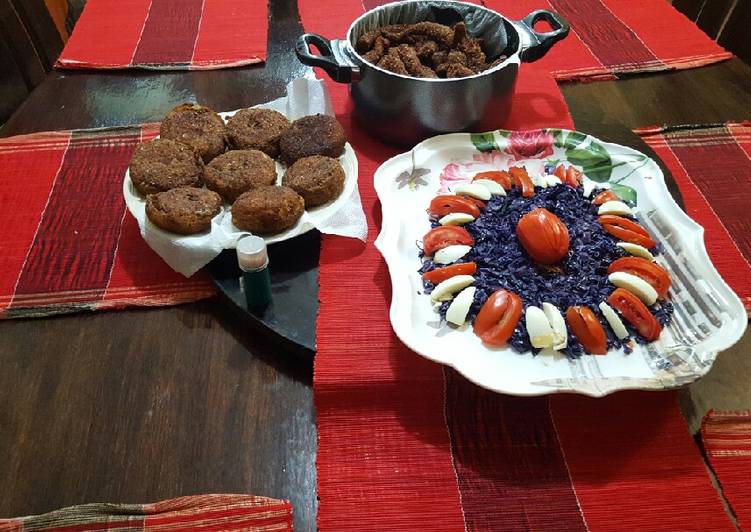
598,301 -> 629,340
472,179 -> 506,196
542,302 -> 567,350
453,183 -> 491,201
439,212 -> 475,226
598,200 -> 632,216
617,242 -> 655,261
433,244 -> 471,264
431,275 -> 475,302
530,173 -> 548,189
608,271 -> 658,305
446,286 -> 477,325
582,178 -> 596,197
525,306 -> 555,349
545,175 -> 563,187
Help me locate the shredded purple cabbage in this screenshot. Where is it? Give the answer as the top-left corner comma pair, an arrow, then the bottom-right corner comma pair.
419,183 -> 674,357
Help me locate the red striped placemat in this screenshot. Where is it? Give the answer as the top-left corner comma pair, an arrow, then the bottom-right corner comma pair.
305,3 -> 735,530
0,494 -> 293,531
314,83 -> 735,529
636,122 -> 751,315
702,410 -> 751,530
0,125 -> 214,319
350,0 -> 731,82
56,0 -> 267,70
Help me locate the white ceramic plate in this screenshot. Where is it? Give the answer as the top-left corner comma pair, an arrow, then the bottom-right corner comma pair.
123,109 -> 358,246
374,128 -> 747,397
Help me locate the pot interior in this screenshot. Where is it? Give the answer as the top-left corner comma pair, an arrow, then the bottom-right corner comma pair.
348,0 -> 518,65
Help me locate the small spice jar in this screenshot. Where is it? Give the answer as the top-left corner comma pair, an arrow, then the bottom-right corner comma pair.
236,235 -> 272,309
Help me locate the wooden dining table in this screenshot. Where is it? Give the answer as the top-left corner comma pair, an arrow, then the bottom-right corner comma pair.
1,1 -> 751,530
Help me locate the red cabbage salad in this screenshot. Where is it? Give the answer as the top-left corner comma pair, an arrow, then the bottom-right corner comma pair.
418,163 -> 673,358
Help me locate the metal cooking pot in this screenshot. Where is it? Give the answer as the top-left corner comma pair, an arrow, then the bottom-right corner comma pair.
295,0 -> 570,145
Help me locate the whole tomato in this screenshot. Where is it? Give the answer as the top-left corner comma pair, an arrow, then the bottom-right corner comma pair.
516,208 -> 570,264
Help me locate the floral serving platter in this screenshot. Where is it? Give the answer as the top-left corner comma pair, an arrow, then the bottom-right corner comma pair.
373,128 -> 747,397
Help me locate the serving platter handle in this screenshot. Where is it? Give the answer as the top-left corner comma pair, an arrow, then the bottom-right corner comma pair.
295,33 -> 361,83
516,10 -> 570,63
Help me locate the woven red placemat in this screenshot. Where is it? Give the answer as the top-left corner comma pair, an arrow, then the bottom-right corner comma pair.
481,0 -> 732,82
56,0 -> 267,70
0,125 -> 214,318
702,410 -> 751,530
0,494 -> 293,531
636,122 -> 751,315
304,2 -> 735,530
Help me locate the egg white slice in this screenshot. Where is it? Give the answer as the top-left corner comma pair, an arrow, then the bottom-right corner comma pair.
446,286 -> 477,325
433,245 -> 472,264
472,179 -> 506,196
453,183 -> 491,201
431,275 -> 475,302
599,301 -> 629,340
608,271 -> 658,305
526,306 -> 555,349
439,213 -> 475,226
598,200 -> 633,216
616,242 -> 655,261
542,302 -> 567,350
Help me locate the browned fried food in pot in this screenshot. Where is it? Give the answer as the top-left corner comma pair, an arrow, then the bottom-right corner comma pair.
356,20 -> 497,79
394,44 -> 437,78
445,63 -> 475,78
415,40 -> 438,60
362,35 -> 390,64
385,22 -> 454,48
377,52 -> 408,75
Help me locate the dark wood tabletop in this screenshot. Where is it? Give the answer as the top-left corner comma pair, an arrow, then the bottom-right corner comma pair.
2,1 -> 751,530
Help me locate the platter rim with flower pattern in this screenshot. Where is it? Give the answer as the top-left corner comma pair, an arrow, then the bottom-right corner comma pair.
373,128 -> 748,397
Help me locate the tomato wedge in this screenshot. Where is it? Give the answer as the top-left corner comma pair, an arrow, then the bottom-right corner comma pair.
598,215 -> 656,249
553,165 -> 582,187
607,288 -> 661,341
566,166 -> 582,187
565,306 -> 608,355
422,262 -> 477,284
474,171 -> 512,190
516,208 -> 570,264
473,289 -> 523,347
428,195 -> 481,219
509,167 -> 535,197
554,165 -> 566,182
592,190 -> 619,205
459,195 -> 487,210
607,257 -> 671,299
422,226 -> 474,256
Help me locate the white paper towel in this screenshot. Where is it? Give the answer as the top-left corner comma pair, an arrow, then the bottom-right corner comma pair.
122,77 -> 367,277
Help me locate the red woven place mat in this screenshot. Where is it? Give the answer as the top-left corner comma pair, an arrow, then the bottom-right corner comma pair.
0,125 -> 214,319
304,3 -> 733,530
56,0 -> 267,70
341,0 -> 732,82
702,411 -> 751,530
636,122 -> 751,316
0,494 -> 293,531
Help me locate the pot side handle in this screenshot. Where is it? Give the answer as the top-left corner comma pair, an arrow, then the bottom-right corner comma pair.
517,10 -> 570,63
295,33 -> 360,83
